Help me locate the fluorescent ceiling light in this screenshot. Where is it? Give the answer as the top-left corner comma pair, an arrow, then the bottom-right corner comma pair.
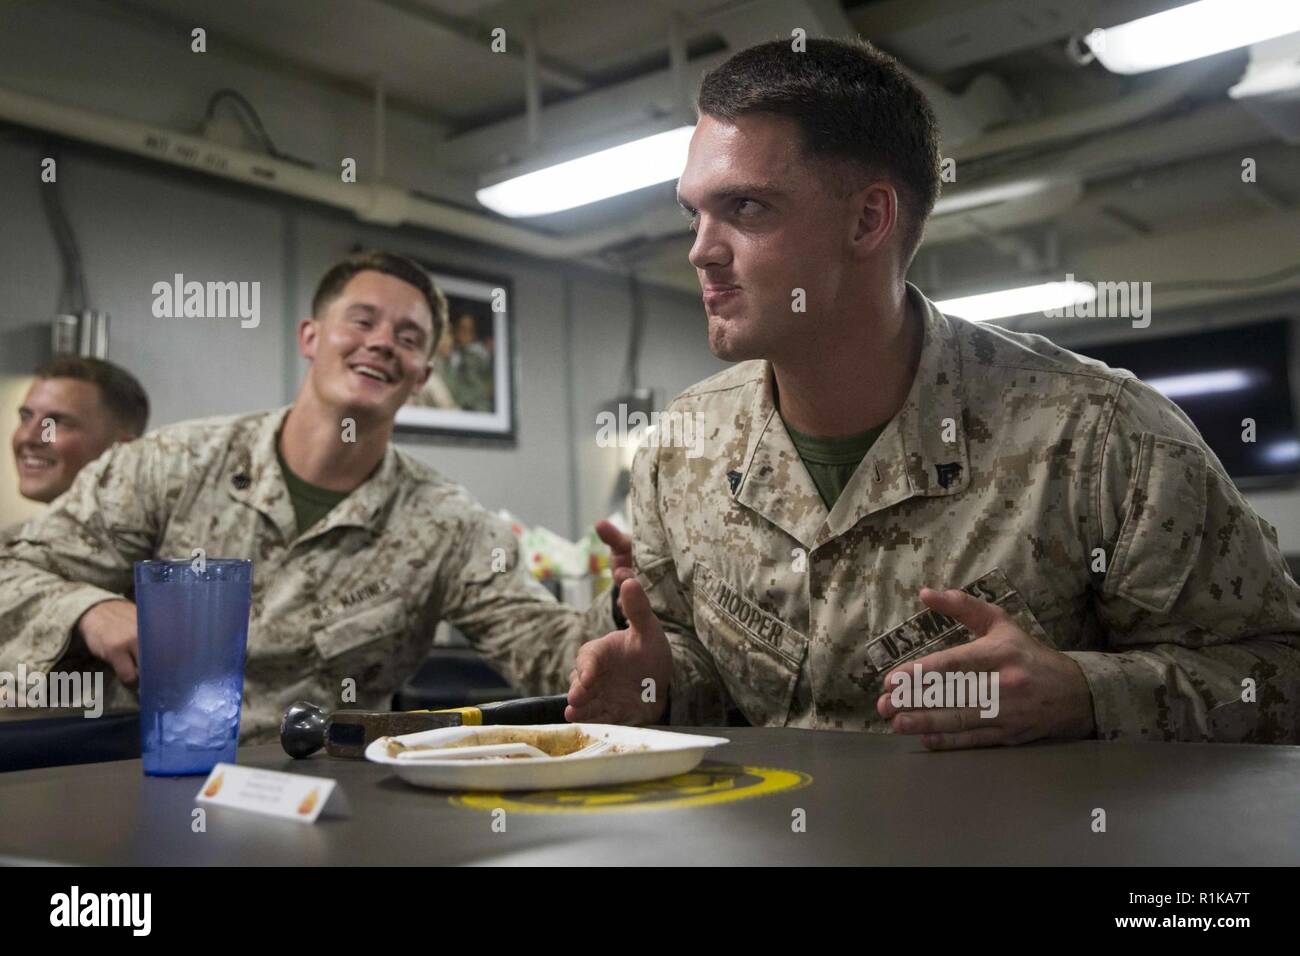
476,125 -> 695,218
1144,370 -> 1255,399
936,281 -> 1096,322
1086,0 -> 1300,75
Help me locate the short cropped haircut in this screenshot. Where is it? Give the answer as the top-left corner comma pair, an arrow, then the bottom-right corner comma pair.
698,37 -> 942,266
34,356 -> 150,437
311,251 -> 448,352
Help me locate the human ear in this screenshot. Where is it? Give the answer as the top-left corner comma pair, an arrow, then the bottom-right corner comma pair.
850,181 -> 898,258
298,317 -> 319,360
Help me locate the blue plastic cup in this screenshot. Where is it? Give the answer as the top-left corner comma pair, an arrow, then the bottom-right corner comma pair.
134,558 -> 252,776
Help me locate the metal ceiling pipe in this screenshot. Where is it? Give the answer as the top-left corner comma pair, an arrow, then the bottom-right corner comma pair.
924,180 -> 1085,245
925,99 -> 1273,245
373,75 -> 387,181
523,20 -> 542,152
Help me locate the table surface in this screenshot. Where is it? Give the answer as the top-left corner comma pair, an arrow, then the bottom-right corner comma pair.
1,728 -> 1297,865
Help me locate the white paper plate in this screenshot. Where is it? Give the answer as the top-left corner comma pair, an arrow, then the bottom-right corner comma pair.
365,723 -> 729,791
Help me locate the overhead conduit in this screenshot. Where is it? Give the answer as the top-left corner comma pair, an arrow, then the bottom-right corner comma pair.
0,85 -> 652,262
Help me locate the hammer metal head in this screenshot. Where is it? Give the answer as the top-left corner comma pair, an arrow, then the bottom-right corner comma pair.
280,700 -> 329,758
279,701 -> 466,759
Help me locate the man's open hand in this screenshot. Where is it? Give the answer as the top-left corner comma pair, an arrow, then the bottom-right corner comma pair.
876,587 -> 1095,749
76,600 -> 140,688
565,578 -> 672,725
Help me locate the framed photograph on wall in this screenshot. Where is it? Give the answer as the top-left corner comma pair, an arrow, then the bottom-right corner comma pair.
395,261 -> 516,442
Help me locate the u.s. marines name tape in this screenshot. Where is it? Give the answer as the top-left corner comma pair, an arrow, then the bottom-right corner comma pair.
863,567 -> 1022,675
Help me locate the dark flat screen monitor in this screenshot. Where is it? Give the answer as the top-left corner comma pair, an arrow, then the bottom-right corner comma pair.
1074,319 -> 1299,486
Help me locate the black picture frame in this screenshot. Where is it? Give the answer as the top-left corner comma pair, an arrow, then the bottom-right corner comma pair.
394,259 -> 517,444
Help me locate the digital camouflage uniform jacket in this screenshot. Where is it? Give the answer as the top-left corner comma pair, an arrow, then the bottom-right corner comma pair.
0,408 -> 613,742
634,286 -> 1300,742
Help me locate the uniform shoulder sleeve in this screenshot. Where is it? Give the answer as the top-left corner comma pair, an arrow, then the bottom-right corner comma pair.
1069,376 -> 1300,742
435,494 -> 608,697
0,433 -> 178,673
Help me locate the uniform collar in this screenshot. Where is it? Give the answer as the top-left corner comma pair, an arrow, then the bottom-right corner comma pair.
734,284 -> 971,550
225,406 -> 401,544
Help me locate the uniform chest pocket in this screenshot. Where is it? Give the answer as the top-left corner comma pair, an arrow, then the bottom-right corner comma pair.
692,564 -> 808,727
312,597 -> 409,662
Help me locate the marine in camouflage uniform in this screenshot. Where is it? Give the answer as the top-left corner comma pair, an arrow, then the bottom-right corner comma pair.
633,285 -> 1300,742
0,407 -> 613,743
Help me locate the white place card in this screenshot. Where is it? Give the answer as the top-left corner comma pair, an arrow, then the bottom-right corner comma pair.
195,763 -> 346,823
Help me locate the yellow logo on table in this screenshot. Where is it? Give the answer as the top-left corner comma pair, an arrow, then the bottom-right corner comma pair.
451,763 -> 810,814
